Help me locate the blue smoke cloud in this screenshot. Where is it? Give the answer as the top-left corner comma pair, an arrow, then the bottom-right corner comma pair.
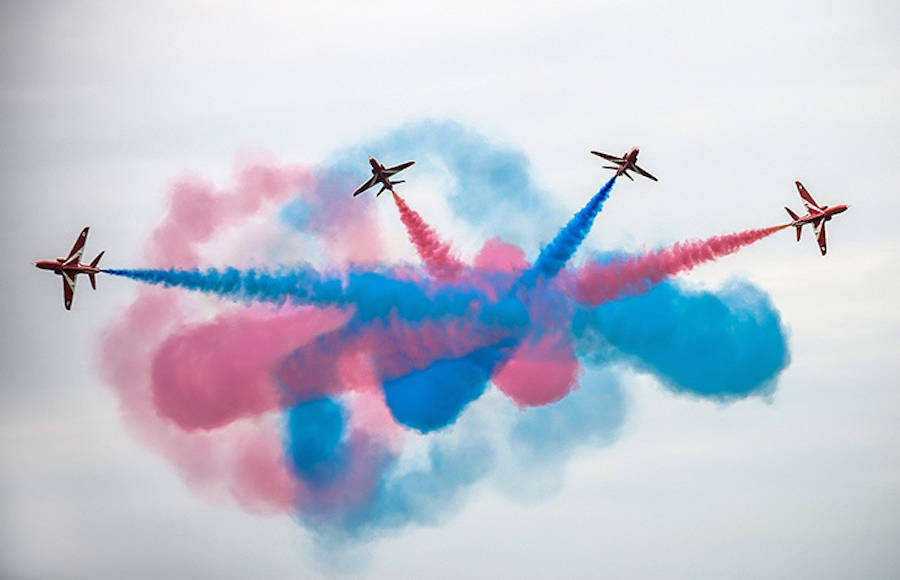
285,398 -> 348,487
298,366 -> 628,542
382,339 -> 518,432
573,279 -> 790,398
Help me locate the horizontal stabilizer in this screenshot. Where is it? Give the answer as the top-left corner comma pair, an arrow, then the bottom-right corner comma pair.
785,207 -> 802,240
89,273 -> 97,290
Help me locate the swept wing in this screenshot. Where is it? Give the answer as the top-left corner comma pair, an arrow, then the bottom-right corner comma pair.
353,175 -> 378,196
62,227 -> 89,266
631,163 -> 658,182
61,271 -> 77,310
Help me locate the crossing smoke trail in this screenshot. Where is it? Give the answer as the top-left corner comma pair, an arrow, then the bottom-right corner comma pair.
97,122 -> 789,552
575,225 -> 788,305
491,176 -> 616,407
391,192 -> 463,281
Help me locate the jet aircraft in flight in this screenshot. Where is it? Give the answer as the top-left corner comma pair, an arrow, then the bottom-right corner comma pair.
34,227 -> 104,310
784,181 -> 849,256
591,147 -> 657,181
353,157 -> 415,197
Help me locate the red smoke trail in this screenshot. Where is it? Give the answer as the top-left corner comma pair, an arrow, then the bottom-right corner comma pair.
392,192 -> 463,281
576,225 -> 788,306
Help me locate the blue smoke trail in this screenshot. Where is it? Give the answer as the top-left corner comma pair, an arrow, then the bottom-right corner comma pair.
104,267 -> 530,328
517,177 -> 617,287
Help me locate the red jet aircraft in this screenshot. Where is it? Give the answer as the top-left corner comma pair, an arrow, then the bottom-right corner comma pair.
353,157 -> 415,197
34,227 -> 104,310
784,181 -> 849,256
591,147 -> 657,182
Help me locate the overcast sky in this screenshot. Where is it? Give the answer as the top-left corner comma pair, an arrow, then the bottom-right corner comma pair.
2,1 -> 899,578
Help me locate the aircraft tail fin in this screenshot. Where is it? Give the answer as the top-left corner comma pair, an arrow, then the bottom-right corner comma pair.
89,251 -> 103,289
90,251 -> 104,268
602,165 -> 620,170
784,208 -> 802,241
390,179 -> 405,185
376,184 -> 388,197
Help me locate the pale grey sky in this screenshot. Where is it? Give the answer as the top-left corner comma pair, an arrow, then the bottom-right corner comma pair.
2,1 -> 899,578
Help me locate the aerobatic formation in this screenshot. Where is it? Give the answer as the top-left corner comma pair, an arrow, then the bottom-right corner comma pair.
32,123 -> 846,546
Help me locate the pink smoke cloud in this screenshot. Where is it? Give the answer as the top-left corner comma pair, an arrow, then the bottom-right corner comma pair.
100,157 -> 390,514
492,332 -> 579,407
149,160 -> 311,268
150,305 -> 351,432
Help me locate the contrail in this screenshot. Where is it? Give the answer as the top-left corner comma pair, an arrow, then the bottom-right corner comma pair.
518,177 -> 617,287
575,225 -> 788,305
391,192 -> 463,281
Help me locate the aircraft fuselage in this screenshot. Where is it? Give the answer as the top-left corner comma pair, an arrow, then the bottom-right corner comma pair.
34,259 -> 100,276
369,157 -> 388,177
790,204 -> 849,227
368,157 -> 397,194
619,147 -> 640,175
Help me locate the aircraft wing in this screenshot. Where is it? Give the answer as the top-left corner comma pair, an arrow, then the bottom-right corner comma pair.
61,271 -> 77,310
384,161 -> 414,176
632,163 -> 658,182
62,227 -> 89,266
814,219 -> 827,255
591,151 -> 624,163
796,181 -> 823,211
353,175 -> 378,196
